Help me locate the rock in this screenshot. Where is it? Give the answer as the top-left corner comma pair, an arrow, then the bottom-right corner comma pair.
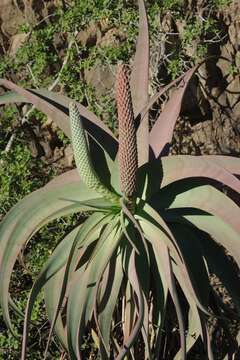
97,28 -> 125,48
84,64 -> 116,97
226,76 -> 240,108
218,47 -> 233,74
8,33 -> 29,56
77,22 -> 100,47
64,145 -> 74,168
77,19 -> 124,49
0,0 -> 25,37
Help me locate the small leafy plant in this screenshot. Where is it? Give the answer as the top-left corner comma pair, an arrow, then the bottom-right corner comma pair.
1,1 -> 240,359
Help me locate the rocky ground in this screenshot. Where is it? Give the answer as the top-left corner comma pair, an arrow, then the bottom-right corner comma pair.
1,1 -> 240,164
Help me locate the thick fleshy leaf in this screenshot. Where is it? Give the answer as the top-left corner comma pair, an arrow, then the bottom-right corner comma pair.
97,250 -> 123,358
0,79 -> 70,136
33,90 -> 119,159
169,223 -> 210,308
138,204 -> 211,315
152,239 -> 208,357
121,241 -> 136,351
138,70 -> 193,125
86,216 -> 119,265
131,0 -> 149,166
149,65 -> 199,157
44,213 -> 111,359
158,180 -> 240,274
137,155 -> 240,203
135,235 -> 150,360
202,155 -> 240,175
22,212 -> 110,359
200,230 -> 240,315
67,224 -> 122,357
116,250 -> 144,360
44,268 -> 67,351
0,81 -> 117,158
0,91 -> 26,104
164,210 -> 240,272
157,243 -> 186,359
136,203 -> 182,261
173,266 -> 204,359
30,89 -> 111,136
154,181 -> 240,234
148,243 -> 167,359
21,225 -> 82,358
146,215 -> 210,358
178,214 -> 240,315
122,281 -> 134,346
0,180 -> 100,333
46,169 -> 80,188
160,155 -> 240,194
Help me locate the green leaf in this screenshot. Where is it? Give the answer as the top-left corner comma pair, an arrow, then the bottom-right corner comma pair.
97,249 -> 123,358
0,91 -> 26,104
201,155 -> 240,175
173,267 -> 203,359
117,249 -> 144,360
155,181 -> 240,235
131,0 -> 149,166
44,268 -> 67,351
138,204 -> 211,315
0,81 -> 118,159
22,225 -> 82,357
167,210 -> 240,314
22,212 -> 110,358
160,155 -> 240,194
169,223 -> 210,309
148,243 -> 167,358
66,224 -> 122,357
149,65 -> 199,157
156,243 -> 187,359
0,180 -> 99,333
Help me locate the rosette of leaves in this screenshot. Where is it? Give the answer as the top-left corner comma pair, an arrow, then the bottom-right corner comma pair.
1,1 -> 240,359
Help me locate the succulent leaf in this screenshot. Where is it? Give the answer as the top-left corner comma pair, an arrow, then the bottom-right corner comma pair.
131,0 -> 149,166
0,81 -> 118,158
149,65 -> 199,157
0,180 -> 99,335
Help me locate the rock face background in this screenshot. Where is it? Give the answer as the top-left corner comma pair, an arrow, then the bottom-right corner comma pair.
150,0 -> 240,156
0,0 -> 239,160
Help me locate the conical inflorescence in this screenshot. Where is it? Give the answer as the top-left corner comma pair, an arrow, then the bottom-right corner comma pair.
69,102 -> 120,204
116,64 -> 138,205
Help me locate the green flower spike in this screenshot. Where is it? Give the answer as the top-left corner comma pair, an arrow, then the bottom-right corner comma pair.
69,102 -> 120,205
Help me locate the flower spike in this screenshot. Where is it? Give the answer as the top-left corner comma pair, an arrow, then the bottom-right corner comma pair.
69,102 -> 120,204
116,64 -> 138,207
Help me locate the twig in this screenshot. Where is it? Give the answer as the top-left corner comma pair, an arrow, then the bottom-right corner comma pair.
4,132 -> 16,153
203,33 -> 228,43
0,132 -> 16,165
1,35 -> 75,156
48,37 -> 75,91
21,34 -> 75,125
27,63 -> 39,88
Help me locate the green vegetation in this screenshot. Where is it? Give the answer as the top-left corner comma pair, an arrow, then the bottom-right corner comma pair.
0,0 -> 237,359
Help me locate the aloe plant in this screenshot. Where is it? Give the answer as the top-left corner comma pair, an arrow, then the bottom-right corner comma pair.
1,1 -> 240,359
